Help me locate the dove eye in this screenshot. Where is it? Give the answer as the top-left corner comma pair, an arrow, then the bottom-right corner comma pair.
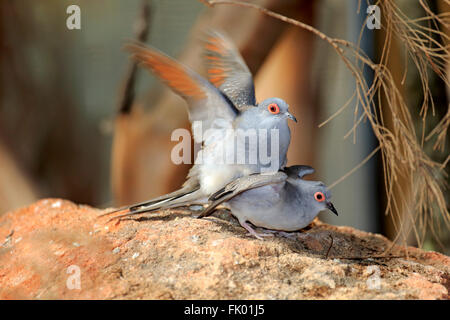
314,192 -> 325,202
268,103 -> 280,114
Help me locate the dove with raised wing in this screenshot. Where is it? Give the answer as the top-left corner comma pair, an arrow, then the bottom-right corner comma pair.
102,32 -> 296,219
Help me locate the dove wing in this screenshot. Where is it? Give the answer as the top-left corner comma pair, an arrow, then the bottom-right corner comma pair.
204,31 -> 256,108
284,165 -> 315,179
127,42 -> 239,141
197,171 -> 287,218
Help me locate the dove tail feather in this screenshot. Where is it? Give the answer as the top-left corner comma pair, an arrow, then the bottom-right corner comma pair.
123,190 -> 206,217
127,189 -> 191,211
98,185 -> 201,218
106,190 -> 207,222
99,187 -> 206,221
128,187 -> 204,213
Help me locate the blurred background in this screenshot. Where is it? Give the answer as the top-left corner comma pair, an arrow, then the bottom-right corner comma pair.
0,0 -> 448,253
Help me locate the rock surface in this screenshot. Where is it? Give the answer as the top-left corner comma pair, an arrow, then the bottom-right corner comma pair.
0,199 -> 448,299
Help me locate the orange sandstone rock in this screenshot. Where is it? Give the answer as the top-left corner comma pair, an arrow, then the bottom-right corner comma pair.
0,199 -> 448,299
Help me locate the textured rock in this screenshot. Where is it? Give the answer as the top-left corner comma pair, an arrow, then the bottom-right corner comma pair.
0,199 -> 448,299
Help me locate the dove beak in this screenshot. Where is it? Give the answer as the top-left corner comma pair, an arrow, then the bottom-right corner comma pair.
326,202 -> 338,216
286,112 -> 297,123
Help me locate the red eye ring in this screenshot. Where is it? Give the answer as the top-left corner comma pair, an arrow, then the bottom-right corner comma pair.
268,103 -> 280,114
314,192 -> 325,202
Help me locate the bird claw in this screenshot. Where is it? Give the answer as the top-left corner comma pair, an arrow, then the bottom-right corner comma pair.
239,221 -> 275,240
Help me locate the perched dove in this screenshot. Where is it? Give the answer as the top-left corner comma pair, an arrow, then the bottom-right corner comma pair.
197,165 -> 338,240
102,32 -> 296,219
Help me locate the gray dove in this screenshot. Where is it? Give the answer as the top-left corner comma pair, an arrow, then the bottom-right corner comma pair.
197,165 -> 338,240
102,32 -> 297,219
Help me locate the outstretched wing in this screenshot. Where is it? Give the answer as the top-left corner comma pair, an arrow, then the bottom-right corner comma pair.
203,31 -> 256,108
127,42 -> 239,141
197,171 -> 287,218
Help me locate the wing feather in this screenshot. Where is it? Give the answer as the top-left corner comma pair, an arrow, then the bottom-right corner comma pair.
197,171 -> 287,218
203,31 -> 256,108
127,42 -> 239,140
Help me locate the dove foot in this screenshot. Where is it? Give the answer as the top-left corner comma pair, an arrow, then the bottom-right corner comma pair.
239,220 -> 274,240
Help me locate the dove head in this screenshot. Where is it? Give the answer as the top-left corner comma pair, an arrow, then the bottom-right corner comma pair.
293,178 -> 338,217
258,98 -> 297,123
